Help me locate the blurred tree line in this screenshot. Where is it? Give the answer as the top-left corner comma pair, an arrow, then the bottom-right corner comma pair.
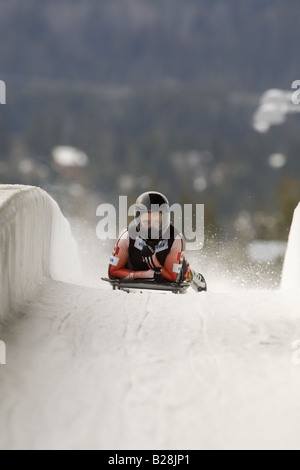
0,0 -> 300,240
1,0 -> 299,89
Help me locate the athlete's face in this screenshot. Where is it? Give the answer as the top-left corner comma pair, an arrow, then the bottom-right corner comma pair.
140,212 -> 162,231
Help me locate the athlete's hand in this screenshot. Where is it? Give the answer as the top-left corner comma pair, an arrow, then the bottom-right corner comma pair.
141,244 -> 156,270
154,267 -> 163,283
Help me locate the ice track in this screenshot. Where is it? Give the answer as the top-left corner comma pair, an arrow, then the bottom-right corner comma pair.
0,186 -> 300,450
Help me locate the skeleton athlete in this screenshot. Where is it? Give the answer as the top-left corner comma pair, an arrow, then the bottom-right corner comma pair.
108,191 -> 207,292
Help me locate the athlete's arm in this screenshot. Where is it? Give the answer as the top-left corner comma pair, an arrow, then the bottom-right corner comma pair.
152,234 -> 185,282
108,230 -> 154,280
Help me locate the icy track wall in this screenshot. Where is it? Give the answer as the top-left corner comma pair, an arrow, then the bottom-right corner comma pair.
281,202 -> 300,291
0,185 -> 81,322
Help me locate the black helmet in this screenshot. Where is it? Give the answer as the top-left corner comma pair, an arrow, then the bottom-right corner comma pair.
134,191 -> 171,241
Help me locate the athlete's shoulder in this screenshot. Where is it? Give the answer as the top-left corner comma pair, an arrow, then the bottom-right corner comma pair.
119,228 -> 129,239
171,224 -> 185,241
116,228 -> 130,246
169,224 -> 185,250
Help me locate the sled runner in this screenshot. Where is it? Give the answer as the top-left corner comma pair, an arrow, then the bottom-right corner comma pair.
101,277 -> 191,294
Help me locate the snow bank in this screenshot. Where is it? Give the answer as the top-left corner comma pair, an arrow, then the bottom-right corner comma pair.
281,202 -> 300,290
0,185 -> 81,322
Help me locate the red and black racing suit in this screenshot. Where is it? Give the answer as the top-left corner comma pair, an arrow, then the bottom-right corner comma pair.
108,223 -> 191,283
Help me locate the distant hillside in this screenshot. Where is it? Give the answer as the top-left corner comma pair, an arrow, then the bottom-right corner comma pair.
0,0 -> 299,89
0,0 -> 300,237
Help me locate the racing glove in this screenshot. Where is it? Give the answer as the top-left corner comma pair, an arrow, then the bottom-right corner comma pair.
141,244 -> 156,270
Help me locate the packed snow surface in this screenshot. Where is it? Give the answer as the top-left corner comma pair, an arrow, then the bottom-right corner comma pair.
0,186 -> 300,450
